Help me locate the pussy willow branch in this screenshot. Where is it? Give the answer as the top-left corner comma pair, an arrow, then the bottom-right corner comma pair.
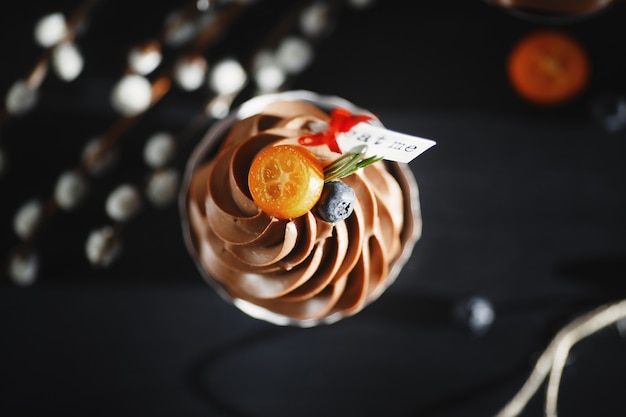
0,0 -> 101,133
495,298 -> 626,417
6,2 -> 246,264
78,1 -> 246,175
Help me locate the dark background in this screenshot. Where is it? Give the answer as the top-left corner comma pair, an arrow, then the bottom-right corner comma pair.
1,1 -> 626,416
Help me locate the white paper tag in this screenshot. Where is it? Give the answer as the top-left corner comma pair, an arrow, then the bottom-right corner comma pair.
338,123 -> 436,163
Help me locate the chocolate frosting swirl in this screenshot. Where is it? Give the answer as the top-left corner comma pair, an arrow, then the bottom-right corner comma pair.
184,98 -> 421,325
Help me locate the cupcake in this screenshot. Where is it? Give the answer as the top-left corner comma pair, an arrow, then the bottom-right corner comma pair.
181,90 -> 423,326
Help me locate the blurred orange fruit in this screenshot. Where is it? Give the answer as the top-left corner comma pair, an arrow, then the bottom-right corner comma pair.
507,30 -> 590,105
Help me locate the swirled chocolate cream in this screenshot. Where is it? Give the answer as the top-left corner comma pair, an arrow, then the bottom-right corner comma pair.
184,97 -> 421,325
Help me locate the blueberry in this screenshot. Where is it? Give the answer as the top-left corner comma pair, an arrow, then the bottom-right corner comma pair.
316,181 -> 356,223
589,92 -> 626,133
453,296 -> 495,335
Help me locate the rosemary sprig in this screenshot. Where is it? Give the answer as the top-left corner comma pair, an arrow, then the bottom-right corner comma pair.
323,145 -> 383,182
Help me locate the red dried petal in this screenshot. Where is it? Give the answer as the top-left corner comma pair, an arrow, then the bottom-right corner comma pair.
298,107 -> 373,154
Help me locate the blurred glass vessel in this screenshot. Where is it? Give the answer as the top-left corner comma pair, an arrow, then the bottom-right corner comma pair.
179,90 -> 422,327
485,0 -> 616,23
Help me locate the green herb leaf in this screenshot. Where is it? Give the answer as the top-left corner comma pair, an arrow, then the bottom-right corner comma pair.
323,146 -> 383,182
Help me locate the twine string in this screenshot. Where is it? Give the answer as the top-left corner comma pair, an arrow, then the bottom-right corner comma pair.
495,298 -> 626,417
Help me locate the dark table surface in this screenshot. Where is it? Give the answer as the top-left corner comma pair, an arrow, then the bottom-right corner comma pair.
1,1 -> 626,416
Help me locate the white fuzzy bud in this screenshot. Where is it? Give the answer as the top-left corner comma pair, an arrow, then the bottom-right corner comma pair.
174,55 -> 207,91
275,37 -> 313,75
146,169 -> 180,207
299,2 -> 329,38
52,42 -> 84,82
82,138 -> 118,176
13,199 -> 43,240
34,12 -> 67,48
348,0 -> 375,9
254,62 -> 286,93
105,184 -> 142,222
54,171 -> 87,210
208,59 -> 247,95
85,226 -> 121,267
144,132 -> 176,169
128,42 -> 162,75
8,252 -> 38,286
206,94 -> 232,119
164,12 -> 197,47
111,74 -> 152,116
196,0 -> 211,11
5,80 -> 38,116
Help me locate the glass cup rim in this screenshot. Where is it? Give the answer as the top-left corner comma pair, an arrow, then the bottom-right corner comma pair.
179,89 -> 422,327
